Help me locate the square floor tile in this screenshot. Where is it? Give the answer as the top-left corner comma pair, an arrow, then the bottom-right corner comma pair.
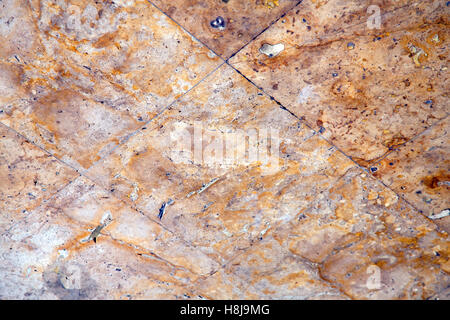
86,64 -> 356,264
151,0 -> 300,58
373,117 -> 450,232
230,0 -> 448,165
0,124 -> 78,226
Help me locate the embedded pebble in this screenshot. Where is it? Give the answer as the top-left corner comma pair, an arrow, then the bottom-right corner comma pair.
259,43 -> 285,58
210,16 -> 226,30
428,209 -> 450,220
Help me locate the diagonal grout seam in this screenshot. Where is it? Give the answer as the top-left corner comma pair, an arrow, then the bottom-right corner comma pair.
227,65 -> 450,232
85,60 -> 227,171
107,0 -> 447,292
0,173 -> 82,237
3,0 -> 444,296
147,0 -> 303,63
0,2 -> 234,273
212,0 -> 449,233
147,0 -> 228,63
369,114 -> 449,169
0,62 -> 236,262
112,0 -> 448,283
226,0 -> 304,61
0,59 -> 258,279
228,0 -> 433,65
0,120 -> 224,283
0,121 -> 216,260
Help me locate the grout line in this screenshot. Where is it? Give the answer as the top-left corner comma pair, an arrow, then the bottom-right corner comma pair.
0,122 -> 83,176
0,59 -> 241,273
226,0 -> 304,61
85,60 -> 227,171
228,0 -> 437,65
146,0 -> 227,63
226,61 -> 449,233
84,0 -> 448,281
1,118 -> 225,277
3,0 -> 446,298
370,114 -> 449,169
214,1 -> 448,231
0,172 -> 81,237
147,0 -> 303,62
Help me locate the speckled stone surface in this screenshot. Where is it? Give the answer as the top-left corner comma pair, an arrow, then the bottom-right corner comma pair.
150,0 -> 300,59
229,0 -> 449,165
373,117 -> 450,233
86,64 -> 356,265
0,123 -> 78,230
0,0 -> 222,171
0,0 -> 449,300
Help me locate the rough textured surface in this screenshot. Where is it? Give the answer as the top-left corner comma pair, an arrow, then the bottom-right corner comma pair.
0,124 -> 78,230
150,0 -> 300,59
0,0 -> 222,171
0,0 -> 449,300
86,64 -> 356,265
229,0 -> 449,165
373,117 -> 450,232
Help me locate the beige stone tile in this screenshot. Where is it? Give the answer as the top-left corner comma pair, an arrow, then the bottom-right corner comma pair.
213,167 -> 449,299
217,239 -> 349,299
86,64 -> 356,264
373,117 -> 450,232
0,124 -> 78,228
151,0 -> 300,58
1,0 -> 448,301
35,175 -> 220,276
264,0 -> 446,46
299,168 -> 448,299
0,181 -> 205,299
230,0 -> 449,165
0,0 -> 222,171
0,90 -> 146,172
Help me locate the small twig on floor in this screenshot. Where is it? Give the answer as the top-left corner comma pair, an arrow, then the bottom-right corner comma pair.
187,177 -> 221,199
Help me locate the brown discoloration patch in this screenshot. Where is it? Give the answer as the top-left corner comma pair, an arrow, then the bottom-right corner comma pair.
422,170 -> 450,191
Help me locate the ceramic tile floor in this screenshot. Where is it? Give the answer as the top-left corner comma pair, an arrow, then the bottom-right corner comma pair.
0,0 -> 448,300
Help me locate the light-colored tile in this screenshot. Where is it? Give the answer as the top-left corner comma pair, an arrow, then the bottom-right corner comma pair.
0,124 -> 78,228
230,0 -> 449,165
217,167 -> 449,299
87,64 -> 356,264
0,0 -> 222,171
151,0 -> 300,58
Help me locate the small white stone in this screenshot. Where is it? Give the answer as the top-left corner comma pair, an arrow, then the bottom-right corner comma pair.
58,249 -> 68,258
259,43 -> 285,58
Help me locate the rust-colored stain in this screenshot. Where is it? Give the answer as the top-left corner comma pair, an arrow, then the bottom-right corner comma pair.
422,170 -> 450,191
